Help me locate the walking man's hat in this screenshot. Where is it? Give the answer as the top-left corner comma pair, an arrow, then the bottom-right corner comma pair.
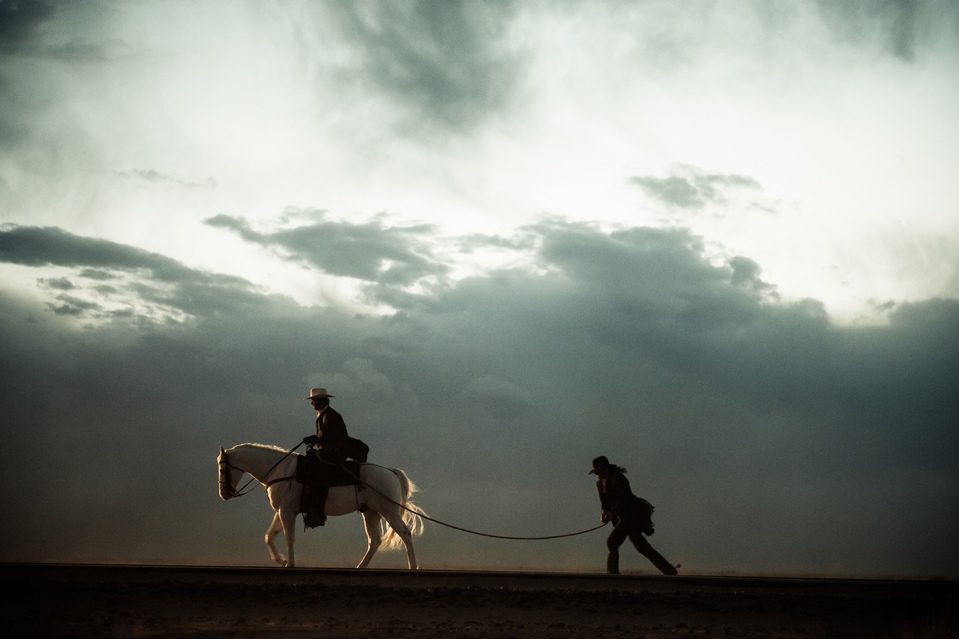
589,455 -> 611,474
305,387 -> 335,400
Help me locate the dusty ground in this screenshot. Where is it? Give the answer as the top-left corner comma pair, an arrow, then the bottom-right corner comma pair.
2,564 -> 956,638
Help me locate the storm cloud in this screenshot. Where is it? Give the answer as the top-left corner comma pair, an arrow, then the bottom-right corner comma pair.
0,224 -> 268,320
320,0 -> 525,133
205,213 -> 449,286
2,219 -> 956,574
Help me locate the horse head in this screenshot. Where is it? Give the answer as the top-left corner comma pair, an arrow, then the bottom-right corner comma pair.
217,446 -> 239,501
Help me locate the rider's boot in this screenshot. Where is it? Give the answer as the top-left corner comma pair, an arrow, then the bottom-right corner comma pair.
303,485 -> 327,527
312,484 -> 329,527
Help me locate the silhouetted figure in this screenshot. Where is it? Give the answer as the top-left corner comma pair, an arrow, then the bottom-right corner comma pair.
301,387 -> 367,527
590,455 -> 678,575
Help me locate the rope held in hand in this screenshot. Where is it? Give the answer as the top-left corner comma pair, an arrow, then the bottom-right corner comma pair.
345,462 -> 609,541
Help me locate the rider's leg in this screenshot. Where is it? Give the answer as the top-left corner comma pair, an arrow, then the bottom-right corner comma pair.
305,483 -> 328,527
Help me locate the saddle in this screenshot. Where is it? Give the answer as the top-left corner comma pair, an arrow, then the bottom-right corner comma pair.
296,438 -> 369,527
295,455 -> 363,488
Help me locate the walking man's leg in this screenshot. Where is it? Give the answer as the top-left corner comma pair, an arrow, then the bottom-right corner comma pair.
629,530 -> 677,575
606,522 -> 629,574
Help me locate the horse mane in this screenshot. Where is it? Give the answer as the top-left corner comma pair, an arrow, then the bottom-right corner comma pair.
234,443 -> 290,453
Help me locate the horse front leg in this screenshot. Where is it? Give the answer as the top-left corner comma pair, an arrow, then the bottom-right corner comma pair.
356,511 -> 382,569
264,511 -> 287,566
279,505 -> 298,568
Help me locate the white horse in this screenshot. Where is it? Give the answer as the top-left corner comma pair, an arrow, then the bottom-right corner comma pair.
217,443 -> 425,569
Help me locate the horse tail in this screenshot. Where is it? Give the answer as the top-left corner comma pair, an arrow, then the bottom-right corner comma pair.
381,467 -> 426,551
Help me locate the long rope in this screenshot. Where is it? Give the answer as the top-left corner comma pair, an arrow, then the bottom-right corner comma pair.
406,506 -> 608,540
233,445 -> 608,540
346,462 -> 609,541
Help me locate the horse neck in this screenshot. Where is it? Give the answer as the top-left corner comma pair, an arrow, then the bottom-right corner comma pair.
229,445 -> 284,482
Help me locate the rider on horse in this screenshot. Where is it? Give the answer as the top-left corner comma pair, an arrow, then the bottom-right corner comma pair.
302,387 -> 368,527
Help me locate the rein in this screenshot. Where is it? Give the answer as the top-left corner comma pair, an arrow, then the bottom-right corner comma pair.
220,442 -> 303,498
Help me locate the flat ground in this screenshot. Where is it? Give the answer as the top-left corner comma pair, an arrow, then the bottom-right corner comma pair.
2,564 -> 956,638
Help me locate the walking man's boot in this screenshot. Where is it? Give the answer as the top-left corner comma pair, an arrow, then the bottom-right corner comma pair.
606,550 -> 620,575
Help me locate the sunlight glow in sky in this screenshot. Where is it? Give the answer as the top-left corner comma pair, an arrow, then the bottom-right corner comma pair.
3,1 -> 957,323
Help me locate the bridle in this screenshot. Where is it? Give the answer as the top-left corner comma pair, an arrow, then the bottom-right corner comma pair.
218,449 -> 251,499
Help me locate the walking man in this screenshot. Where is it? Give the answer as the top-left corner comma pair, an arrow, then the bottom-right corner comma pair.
590,455 -> 678,575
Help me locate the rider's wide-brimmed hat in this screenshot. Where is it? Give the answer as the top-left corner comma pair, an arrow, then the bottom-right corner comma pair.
588,455 -> 611,474
305,387 -> 335,400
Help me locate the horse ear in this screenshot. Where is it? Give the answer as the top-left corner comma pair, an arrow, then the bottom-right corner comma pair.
219,447 -> 225,456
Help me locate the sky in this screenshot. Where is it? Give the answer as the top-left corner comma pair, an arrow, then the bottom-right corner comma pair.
1,0 -> 957,577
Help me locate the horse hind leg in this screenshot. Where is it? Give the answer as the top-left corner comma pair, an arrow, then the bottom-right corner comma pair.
401,527 -> 418,571
356,511 -> 383,569
382,509 -> 418,570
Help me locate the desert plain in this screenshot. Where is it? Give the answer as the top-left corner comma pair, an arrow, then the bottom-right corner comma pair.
2,563 -> 956,638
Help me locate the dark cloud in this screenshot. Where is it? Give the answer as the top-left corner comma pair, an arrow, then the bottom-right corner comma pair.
79,268 -> 116,281
729,256 -> 777,298
0,1 -> 130,61
455,232 -> 535,253
0,224 -> 269,321
0,224 -> 188,277
816,0 -> 957,62
37,276 -> 74,291
322,0 -> 524,133
25,39 -> 131,63
630,170 -> 761,210
49,292 -> 104,317
631,175 -> 704,209
0,0 -> 55,50
1,223 -> 957,576
205,212 -> 449,286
